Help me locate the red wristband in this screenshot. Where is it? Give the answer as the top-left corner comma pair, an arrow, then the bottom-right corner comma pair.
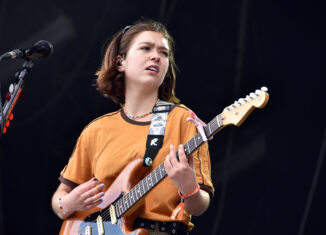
178,184 -> 200,199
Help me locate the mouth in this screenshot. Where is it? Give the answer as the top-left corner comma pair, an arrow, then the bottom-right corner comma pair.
146,65 -> 159,73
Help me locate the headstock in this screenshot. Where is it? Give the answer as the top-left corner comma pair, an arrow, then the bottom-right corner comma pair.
221,87 -> 269,126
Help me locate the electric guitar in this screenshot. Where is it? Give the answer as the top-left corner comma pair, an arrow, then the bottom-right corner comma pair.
59,87 -> 269,235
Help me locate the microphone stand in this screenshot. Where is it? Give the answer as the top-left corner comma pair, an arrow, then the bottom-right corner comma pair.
0,59 -> 34,134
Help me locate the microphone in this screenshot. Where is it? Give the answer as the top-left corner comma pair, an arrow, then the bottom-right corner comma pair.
0,40 -> 54,60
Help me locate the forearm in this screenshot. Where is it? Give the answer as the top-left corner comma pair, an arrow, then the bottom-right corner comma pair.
51,189 -> 74,220
184,189 -> 210,216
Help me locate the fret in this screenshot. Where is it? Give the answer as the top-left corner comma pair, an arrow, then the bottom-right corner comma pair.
219,114 -> 222,126
193,135 -> 198,148
140,179 -> 145,196
143,177 -> 148,192
191,137 -> 196,151
123,194 -> 129,209
133,188 -> 137,202
186,142 -> 190,155
150,172 -> 156,185
135,184 -> 141,199
117,200 -> 122,217
120,198 -> 126,214
129,189 -> 135,204
119,200 -> 124,216
127,192 -> 132,208
160,164 -> 166,176
115,201 -> 120,217
134,188 -> 138,202
159,164 -> 163,178
154,168 -> 158,183
147,175 -> 153,188
208,122 -> 212,136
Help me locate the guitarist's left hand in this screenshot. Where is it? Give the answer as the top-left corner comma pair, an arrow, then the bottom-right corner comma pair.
164,144 -> 210,216
164,144 -> 198,197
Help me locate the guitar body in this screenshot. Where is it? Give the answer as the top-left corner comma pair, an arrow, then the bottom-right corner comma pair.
60,158 -> 149,235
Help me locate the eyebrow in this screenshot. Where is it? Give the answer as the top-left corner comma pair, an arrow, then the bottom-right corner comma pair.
137,42 -> 169,51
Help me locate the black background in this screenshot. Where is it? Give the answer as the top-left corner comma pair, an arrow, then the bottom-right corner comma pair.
0,0 -> 325,234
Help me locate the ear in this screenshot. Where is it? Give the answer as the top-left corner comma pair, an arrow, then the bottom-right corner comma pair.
116,55 -> 124,72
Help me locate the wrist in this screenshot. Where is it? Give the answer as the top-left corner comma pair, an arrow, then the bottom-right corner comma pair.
178,184 -> 200,199
58,194 -> 68,215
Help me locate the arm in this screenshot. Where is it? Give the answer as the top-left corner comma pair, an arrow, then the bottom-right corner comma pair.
51,178 -> 104,219
164,144 -> 210,216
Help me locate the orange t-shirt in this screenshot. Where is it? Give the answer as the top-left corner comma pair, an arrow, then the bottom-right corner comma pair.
60,105 -> 214,227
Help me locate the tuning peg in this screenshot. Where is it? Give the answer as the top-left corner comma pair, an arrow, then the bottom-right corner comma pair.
261,86 -> 268,92
250,93 -> 256,99
255,90 -> 260,96
234,101 -> 241,106
239,98 -> 247,104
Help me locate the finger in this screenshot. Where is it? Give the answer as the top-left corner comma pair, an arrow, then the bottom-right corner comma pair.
76,178 -> 99,194
84,198 -> 103,211
81,183 -> 104,199
164,154 -> 172,172
169,144 -> 179,166
178,144 -> 188,164
188,155 -> 194,169
84,191 -> 105,205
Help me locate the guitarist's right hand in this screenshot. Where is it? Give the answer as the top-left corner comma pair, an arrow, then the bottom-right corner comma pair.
51,177 -> 105,219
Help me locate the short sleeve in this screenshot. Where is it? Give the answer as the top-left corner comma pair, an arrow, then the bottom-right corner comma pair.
193,141 -> 214,197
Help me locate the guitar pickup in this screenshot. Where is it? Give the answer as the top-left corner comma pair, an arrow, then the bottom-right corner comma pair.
97,215 -> 105,235
109,204 -> 117,225
85,225 -> 91,235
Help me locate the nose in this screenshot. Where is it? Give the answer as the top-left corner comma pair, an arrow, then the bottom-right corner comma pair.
150,51 -> 160,62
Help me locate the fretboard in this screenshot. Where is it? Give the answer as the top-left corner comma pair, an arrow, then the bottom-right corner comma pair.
114,114 -> 224,218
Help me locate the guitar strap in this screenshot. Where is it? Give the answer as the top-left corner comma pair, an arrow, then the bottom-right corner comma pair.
143,100 -> 174,167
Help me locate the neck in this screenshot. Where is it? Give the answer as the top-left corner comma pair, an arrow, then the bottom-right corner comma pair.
124,90 -> 158,118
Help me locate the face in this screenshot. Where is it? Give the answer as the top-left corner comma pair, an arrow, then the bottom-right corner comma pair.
118,31 -> 170,92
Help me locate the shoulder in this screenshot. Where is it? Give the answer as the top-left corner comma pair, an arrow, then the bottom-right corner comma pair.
170,103 -> 194,117
81,109 -> 121,135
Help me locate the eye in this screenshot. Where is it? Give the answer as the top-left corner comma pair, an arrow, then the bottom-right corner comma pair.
140,46 -> 150,51
160,51 -> 169,57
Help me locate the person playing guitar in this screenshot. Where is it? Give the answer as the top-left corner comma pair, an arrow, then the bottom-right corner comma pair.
51,19 -> 214,235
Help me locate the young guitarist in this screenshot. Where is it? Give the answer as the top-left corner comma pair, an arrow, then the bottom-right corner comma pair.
51,20 -> 214,235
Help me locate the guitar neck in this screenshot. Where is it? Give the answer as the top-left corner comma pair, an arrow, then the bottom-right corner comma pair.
114,114 -> 224,218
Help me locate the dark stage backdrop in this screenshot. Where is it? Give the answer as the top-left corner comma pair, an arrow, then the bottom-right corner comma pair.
0,0 -> 325,234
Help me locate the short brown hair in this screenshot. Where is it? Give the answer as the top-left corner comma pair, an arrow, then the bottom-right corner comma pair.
96,20 -> 179,104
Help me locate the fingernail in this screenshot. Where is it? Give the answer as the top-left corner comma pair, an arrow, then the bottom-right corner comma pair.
93,178 -> 98,182
100,192 -> 104,197
100,183 -> 104,188
99,199 -> 103,203
179,144 -> 183,148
